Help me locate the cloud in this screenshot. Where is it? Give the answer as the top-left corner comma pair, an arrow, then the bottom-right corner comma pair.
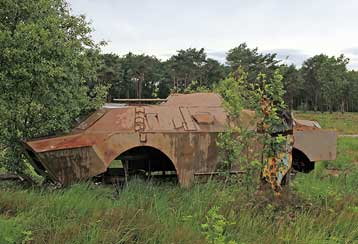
263,49 -> 309,67
342,47 -> 358,56
207,50 -> 227,63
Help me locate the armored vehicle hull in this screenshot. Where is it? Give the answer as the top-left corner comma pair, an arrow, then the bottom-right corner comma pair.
23,93 -> 337,186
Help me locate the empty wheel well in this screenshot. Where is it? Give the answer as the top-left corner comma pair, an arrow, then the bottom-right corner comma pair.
292,148 -> 315,173
105,146 -> 178,180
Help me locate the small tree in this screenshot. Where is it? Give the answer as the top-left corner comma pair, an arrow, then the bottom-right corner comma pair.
215,70 -> 256,175
0,0 -> 107,175
215,68 -> 290,194
255,71 -> 292,193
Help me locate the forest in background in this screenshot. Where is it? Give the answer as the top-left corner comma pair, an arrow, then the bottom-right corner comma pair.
97,44 -> 358,113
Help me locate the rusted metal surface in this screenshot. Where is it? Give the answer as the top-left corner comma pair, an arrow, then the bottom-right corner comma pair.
113,98 -> 167,103
293,119 -> 337,161
23,93 -> 337,187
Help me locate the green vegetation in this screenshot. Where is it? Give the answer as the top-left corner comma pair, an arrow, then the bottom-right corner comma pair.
294,137 -> 358,199
0,137 -> 357,244
0,0 -> 107,174
294,111 -> 358,135
98,49 -> 227,100
97,43 -> 358,114
214,68 -> 290,194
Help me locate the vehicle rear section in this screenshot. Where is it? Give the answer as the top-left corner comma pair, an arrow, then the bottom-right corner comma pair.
293,120 -> 337,173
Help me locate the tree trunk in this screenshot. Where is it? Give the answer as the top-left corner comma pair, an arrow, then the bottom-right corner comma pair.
341,99 -> 345,114
139,73 -> 144,99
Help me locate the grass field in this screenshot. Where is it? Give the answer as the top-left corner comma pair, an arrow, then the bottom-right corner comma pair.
0,137 -> 358,244
294,111 -> 358,135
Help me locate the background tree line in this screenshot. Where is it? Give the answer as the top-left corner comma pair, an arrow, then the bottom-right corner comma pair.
98,43 -> 358,113
97,48 -> 227,100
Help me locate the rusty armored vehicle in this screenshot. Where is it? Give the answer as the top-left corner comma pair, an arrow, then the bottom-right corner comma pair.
22,93 -> 337,187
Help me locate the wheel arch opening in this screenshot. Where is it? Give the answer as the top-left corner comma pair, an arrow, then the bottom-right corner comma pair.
292,147 -> 315,173
102,145 -> 178,183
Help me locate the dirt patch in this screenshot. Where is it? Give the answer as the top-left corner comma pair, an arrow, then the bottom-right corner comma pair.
323,167 -> 354,177
0,206 -> 17,218
325,168 -> 340,177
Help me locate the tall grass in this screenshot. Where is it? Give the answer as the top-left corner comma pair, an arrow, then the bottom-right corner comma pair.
1,138 -> 358,243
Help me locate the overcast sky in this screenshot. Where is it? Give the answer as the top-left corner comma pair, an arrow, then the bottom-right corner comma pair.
68,0 -> 358,69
